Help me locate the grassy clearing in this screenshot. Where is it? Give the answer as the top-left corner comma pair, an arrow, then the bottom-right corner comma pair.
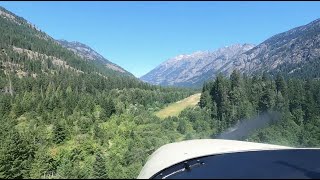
155,93 -> 201,119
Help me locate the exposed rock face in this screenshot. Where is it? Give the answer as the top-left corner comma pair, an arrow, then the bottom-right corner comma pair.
57,40 -> 107,63
233,19 -> 320,74
140,44 -> 255,87
57,40 -> 131,75
142,18 -> 320,87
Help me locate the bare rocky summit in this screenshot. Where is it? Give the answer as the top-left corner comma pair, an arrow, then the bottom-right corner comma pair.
140,44 -> 255,87
141,18 -> 320,87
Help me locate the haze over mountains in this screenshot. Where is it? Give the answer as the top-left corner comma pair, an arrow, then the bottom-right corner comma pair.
141,18 -> 320,87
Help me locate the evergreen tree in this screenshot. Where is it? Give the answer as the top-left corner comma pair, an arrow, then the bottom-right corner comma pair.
275,73 -> 287,95
258,86 -> 275,113
53,121 -> 66,144
199,90 -> 212,108
0,129 -> 34,179
92,151 -> 108,179
211,74 -> 231,126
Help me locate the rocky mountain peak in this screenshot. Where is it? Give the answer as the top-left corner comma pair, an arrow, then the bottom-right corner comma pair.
141,43 -> 255,87
141,17 -> 320,88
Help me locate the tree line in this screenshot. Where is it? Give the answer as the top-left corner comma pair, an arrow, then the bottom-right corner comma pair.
199,70 -> 320,146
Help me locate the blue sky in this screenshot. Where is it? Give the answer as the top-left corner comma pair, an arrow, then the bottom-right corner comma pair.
1,2 -> 320,77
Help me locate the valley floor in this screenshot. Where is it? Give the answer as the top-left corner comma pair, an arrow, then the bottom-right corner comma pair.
155,93 -> 201,119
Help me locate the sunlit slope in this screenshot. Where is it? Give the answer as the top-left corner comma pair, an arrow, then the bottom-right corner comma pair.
155,93 -> 201,119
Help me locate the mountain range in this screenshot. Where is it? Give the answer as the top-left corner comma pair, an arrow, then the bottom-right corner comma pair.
141,18 -> 320,87
1,5 -> 320,88
1,5 -> 320,179
141,44 -> 254,87
57,40 -> 133,76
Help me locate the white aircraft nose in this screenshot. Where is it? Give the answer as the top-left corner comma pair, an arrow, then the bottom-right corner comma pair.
137,139 -> 291,179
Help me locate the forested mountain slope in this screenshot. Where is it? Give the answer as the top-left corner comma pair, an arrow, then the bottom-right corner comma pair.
1,6 -> 320,180
57,40 -> 134,77
0,7 -> 197,179
0,7 -> 134,80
